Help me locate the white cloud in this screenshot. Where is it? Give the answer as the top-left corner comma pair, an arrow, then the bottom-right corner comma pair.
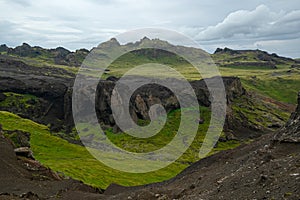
190,4 -> 300,57
195,5 -> 282,40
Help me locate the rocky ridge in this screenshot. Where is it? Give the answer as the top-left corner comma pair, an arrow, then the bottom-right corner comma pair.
0,53 -> 253,139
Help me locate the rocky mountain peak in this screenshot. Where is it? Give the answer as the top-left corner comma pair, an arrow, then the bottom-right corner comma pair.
141,36 -> 150,42
21,42 -> 31,48
98,37 -> 120,48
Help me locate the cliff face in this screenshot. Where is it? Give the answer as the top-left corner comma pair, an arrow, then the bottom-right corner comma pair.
275,91 -> 300,142
94,76 -> 245,133
0,56 -> 250,137
0,57 -> 74,131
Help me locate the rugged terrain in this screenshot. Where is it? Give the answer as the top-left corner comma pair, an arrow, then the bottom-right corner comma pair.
82,92 -> 300,199
0,90 -> 299,200
0,39 -> 296,137
0,39 -> 299,199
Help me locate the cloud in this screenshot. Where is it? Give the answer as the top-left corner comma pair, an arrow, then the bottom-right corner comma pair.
4,0 -> 32,7
0,1 -> 299,57
195,5 -> 300,42
189,4 -> 300,57
254,39 -> 300,58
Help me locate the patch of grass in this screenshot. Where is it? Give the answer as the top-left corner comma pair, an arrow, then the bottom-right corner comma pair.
0,92 -> 38,109
231,94 -> 290,131
0,109 -> 241,189
241,77 -> 300,104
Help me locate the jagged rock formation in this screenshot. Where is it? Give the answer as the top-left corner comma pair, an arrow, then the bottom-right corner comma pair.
92,76 -> 245,134
274,91 -> 300,142
0,53 -> 250,137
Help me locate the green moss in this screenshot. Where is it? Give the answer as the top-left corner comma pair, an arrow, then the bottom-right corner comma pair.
231,95 -> 290,130
241,78 -> 300,104
0,92 -> 38,109
0,110 -> 241,189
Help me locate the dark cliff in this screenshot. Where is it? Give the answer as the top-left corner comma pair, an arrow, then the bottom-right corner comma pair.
0,56 -> 248,138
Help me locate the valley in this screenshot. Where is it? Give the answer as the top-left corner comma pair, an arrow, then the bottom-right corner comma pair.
0,38 -> 299,199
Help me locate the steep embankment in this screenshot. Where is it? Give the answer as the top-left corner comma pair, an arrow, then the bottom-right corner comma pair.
0,124 -> 101,199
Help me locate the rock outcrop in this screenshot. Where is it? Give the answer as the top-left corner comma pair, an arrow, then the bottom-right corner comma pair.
0,56 -> 74,132
274,91 -> 300,142
0,55 -> 256,139
0,55 -> 252,137
94,76 -> 245,133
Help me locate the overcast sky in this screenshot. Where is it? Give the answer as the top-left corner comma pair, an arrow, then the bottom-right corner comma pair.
0,0 -> 299,58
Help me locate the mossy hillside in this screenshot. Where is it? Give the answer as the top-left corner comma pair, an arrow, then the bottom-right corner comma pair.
241,77 -> 300,104
0,109 -> 241,189
231,94 -> 291,131
103,49 -> 299,105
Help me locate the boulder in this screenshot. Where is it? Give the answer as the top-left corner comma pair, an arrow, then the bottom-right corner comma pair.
14,147 -> 33,158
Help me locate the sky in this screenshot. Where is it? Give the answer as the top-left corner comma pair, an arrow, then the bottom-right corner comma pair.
0,0 -> 299,58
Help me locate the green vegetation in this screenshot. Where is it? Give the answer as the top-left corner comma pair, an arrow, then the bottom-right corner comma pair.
0,92 -> 39,113
241,77 -> 300,104
232,95 -> 290,130
1,43 -> 298,190
0,109 -> 241,189
98,49 -> 299,104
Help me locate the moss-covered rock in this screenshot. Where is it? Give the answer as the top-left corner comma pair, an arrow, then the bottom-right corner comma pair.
4,129 -> 31,148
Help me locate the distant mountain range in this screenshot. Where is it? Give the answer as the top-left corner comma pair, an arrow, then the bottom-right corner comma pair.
1,38 -> 299,69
